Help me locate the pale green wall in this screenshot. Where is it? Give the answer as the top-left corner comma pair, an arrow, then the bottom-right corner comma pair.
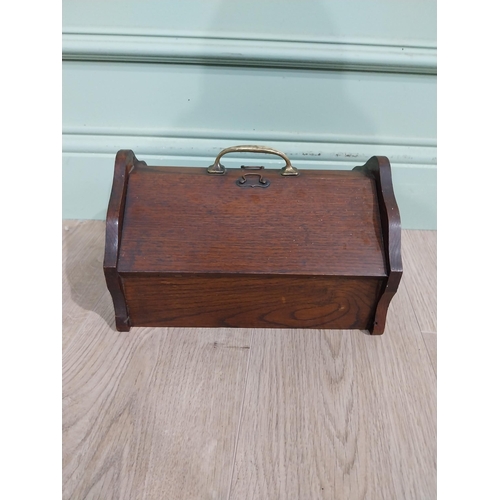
62,0 -> 436,229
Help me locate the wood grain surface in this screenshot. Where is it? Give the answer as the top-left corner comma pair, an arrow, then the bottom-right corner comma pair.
122,274 -> 384,330
63,220 -> 110,349
230,285 -> 435,499
63,221 -> 436,500
401,230 -> 437,333
354,156 -> 403,334
117,166 -> 386,276
105,153 -> 403,333
422,332 -> 437,375
104,150 -> 145,331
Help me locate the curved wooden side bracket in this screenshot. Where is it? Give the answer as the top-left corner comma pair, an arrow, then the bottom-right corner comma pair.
354,156 -> 403,334
103,150 -> 146,332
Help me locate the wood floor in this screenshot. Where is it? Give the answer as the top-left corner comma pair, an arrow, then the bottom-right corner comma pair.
62,221 -> 436,500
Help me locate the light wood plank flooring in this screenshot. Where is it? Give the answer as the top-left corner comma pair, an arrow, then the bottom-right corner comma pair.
62,221 -> 436,500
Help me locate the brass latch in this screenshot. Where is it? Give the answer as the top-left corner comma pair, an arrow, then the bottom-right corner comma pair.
236,166 -> 270,188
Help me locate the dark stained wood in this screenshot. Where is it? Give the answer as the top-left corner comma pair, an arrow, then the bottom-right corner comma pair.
103,150 -> 402,334
122,274 -> 385,329
354,156 -> 403,334
103,150 -> 147,332
118,167 -> 386,276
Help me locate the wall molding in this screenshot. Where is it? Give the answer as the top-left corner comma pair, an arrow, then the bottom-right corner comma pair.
62,33 -> 436,75
63,126 -> 437,148
62,132 -> 437,167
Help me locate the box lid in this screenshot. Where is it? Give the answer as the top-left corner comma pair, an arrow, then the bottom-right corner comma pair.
117,166 -> 387,277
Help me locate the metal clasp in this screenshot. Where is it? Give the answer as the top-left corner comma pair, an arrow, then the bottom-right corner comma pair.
236,166 -> 270,188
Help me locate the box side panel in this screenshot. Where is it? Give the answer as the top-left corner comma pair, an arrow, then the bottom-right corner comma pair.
122,275 -> 385,329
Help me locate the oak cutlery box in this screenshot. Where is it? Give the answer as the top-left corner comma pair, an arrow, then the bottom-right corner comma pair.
104,146 -> 402,334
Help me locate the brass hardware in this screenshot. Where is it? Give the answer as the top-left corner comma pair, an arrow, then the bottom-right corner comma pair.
239,165 -> 264,170
207,145 -> 299,176
236,166 -> 270,188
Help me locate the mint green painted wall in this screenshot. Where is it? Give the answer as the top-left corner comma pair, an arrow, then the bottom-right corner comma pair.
63,0 -> 436,229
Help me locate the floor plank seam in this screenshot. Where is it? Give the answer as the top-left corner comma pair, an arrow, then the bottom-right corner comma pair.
421,332 -> 437,377
401,279 -> 424,330
401,230 -> 437,335
423,341 -> 437,377
401,280 -> 436,376
226,328 -> 255,500
405,285 -> 432,335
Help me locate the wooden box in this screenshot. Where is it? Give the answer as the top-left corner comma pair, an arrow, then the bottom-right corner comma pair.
104,146 -> 402,334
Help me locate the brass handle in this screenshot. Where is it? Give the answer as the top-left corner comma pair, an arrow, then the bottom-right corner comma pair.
207,145 -> 299,176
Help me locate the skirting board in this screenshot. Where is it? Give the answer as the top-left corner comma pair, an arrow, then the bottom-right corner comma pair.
62,147 -> 436,230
